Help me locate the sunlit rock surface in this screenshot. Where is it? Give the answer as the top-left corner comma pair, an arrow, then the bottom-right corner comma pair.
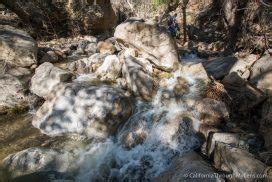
30,62 -> 72,98
96,55 -> 122,81
32,83 -> 135,139
249,51 -> 272,96
114,19 -> 179,71
122,49 -> 155,101
2,148 -> 72,180
0,74 -> 29,115
0,25 -> 37,67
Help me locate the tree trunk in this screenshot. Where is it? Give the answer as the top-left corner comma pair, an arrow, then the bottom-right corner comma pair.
211,0 -> 249,54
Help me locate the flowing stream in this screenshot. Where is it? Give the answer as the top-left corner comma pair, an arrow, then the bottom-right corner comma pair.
1,56 -> 206,181
62,57 -> 203,181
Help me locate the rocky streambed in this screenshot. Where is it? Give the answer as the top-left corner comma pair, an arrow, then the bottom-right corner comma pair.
0,18 -> 272,181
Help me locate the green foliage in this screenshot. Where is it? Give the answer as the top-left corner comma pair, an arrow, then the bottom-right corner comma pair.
152,0 -> 164,7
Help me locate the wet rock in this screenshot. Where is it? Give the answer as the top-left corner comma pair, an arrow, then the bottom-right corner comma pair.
195,98 -> 229,127
121,129 -> 148,149
32,83 -> 135,139
114,19 -> 179,71
182,63 -> 210,84
249,52 -> 272,96
119,108 -> 200,150
156,152 -> 224,182
30,62 -> 72,98
173,76 -> 190,96
97,41 -> 116,55
203,56 -> 237,80
214,142 -> 269,181
2,148 -> 71,180
96,55 -> 122,81
0,74 -> 29,115
122,50 -> 155,101
0,25 -> 37,67
116,78 -> 127,90
181,63 -> 210,95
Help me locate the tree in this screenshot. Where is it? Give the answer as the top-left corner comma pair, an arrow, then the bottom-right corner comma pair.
181,0 -> 189,43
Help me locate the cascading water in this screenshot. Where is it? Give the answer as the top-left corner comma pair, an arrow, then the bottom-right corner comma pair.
1,54 -> 206,181
54,57 -> 205,181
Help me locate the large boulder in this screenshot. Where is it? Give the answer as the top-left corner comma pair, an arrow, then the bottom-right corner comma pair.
32,83 -> 134,139
249,52 -> 272,96
223,54 -> 259,82
0,25 -> 37,67
80,0 -> 117,33
30,62 -> 72,98
122,50 -> 155,101
181,63 -> 211,95
203,56 -> 237,80
1,148 -> 71,180
206,133 -> 240,157
114,19 -> 179,71
0,74 -> 29,115
156,152 -> 223,182
223,74 -> 266,111
214,142 -> 269,181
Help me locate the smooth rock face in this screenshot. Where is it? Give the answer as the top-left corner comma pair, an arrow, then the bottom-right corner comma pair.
2,148 -> 70,179
203,56 -> 237,80
114,19 -> 179,71
249,52 -> 272,96
207,133 -> 239,157
30,62 -> 72,98
214,142 -> 268,181
223,54 -> 258,82
181,63 -> 210,95
156,152 -> 223,182
0,74 -> 28,115
0,25 -> 37,67
122,51 -> 155,101
32,83 -> 134,139
96,55 -> 122,81
223,74 -> 266,111
182,63 -> 210,84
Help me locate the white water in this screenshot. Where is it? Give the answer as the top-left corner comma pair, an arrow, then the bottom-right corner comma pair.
58,61 -> 205,181
13,55 -> 205,181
